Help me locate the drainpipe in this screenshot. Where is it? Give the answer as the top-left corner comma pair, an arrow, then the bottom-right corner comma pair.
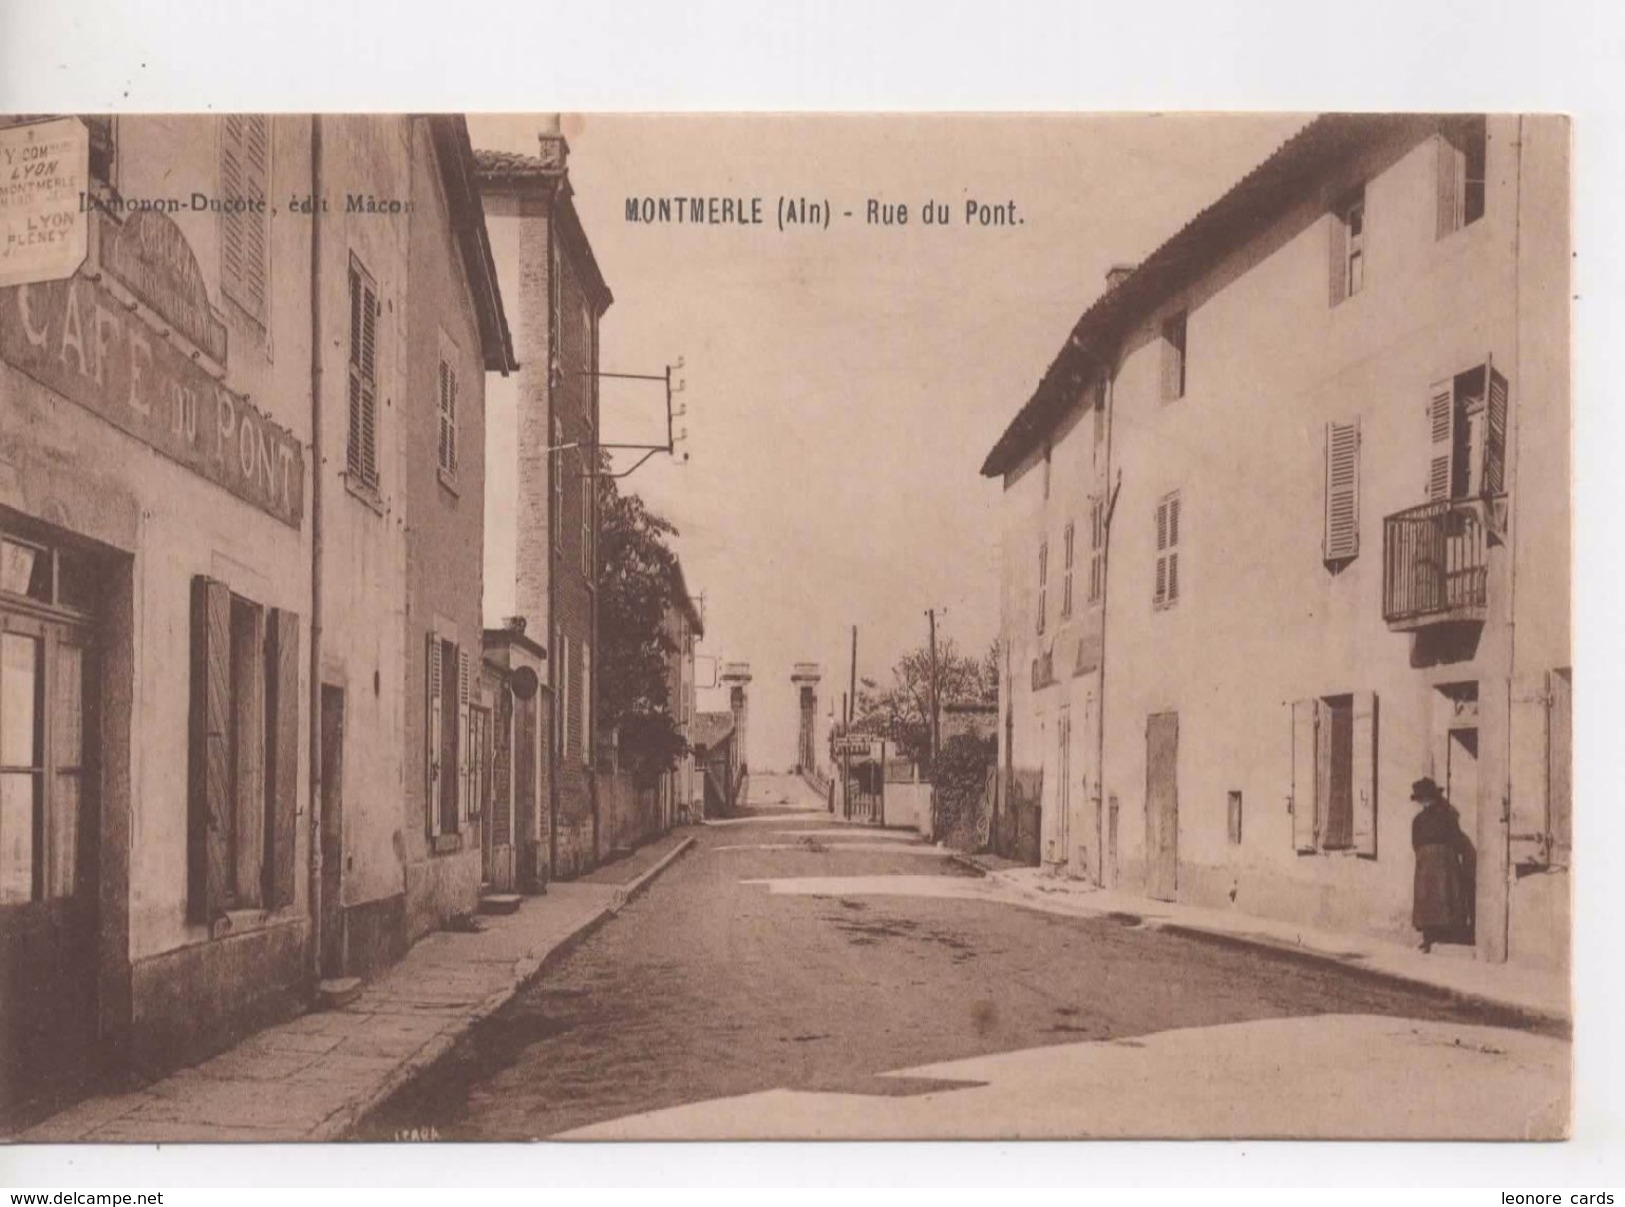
307,114 -> 326,986
546,188 -> 560,880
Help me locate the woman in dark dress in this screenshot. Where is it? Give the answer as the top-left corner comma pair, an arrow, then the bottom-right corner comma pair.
1410,777 -> 1470,952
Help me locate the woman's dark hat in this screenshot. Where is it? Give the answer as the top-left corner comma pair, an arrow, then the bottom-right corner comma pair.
1410,776 -> 1441,803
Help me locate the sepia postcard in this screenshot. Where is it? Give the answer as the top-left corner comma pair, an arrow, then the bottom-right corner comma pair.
0,110 -> 1571,1145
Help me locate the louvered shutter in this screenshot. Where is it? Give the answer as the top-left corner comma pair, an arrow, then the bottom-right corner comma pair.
1351,690 -> 1377,857
220,117 -> 246,308
359,284 -> 379,486
189,576 -> 232,921
426,631 -> 443,836
220,116 -> 270,320
266,608 -> 300,907
1483,361 -> 1509,497
1290,698 -> 1318,852
1427,376 -> 1456,501
1324,420 -> 1361,562
446,364 -> 458,473
1166,495 -> 1180,603
437,362 -> 450,472
457,647 -> 472,825
1328,208 -> 1349,307
1547,669 -> 1571,867
1436,133 -> 1464,239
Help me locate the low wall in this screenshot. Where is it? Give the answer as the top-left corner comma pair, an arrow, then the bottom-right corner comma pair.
600,769 -> 665,855
886,782 -> 934,838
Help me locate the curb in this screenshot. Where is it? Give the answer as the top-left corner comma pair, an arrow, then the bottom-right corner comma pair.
331,835 -> 696,1140
611,835 -> 697,911
950,855 -> 1569,1033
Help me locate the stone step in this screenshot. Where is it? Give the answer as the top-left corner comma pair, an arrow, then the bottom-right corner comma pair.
316,977 -> 362,1010
478,893 -> 524,916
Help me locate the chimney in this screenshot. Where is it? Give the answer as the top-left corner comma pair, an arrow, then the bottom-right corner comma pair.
1105,262 -> 1137,291
536,114 -> 569,172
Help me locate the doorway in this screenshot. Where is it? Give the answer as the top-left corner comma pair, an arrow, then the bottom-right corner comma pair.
1052,706 -> 1071,871
319,684 -> 345,979
0,534 -> 100,1121
1145,711 -> 1179,901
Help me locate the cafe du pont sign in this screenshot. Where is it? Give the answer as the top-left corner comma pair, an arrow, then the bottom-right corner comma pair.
0,205 -> 304,528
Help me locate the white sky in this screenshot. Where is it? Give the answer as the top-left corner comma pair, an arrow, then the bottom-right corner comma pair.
471,113 -> 1307,766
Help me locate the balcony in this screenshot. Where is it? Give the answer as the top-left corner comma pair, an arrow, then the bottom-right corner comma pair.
1382,498 -> 1490,630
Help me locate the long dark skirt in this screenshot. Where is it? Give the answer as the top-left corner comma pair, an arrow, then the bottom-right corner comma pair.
1412,842 -> 1468,932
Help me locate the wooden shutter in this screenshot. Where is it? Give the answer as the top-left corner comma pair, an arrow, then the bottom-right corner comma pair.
582,643 -> 592,765
1290,698 -> 1318,852
188,577 -> 232,922
220,116 -> 270,319
1324,419 -> 1361,561
1351,690 -> 1377,857
359,282 -> 379,486
457,646 -> 472,825
1436,133 -> 1464,239
1166,494 -> 1180,603
265,608 -> 300,907
1483,361 -> 1509,497
426,630 -> 443,836
1328,208 -> 1349,307
1427,376 -> 1456,501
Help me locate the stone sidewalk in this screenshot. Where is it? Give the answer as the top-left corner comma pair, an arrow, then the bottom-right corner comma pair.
15,832 -> 696,1144
951,854 -> 1570,1027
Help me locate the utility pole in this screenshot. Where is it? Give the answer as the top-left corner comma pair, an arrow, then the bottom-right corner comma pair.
926,608 -> 941,772
848,626 -> 858,727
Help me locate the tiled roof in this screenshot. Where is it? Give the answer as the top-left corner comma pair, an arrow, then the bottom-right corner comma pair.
473,147 -> 562,180
979,113 -> 1423,478
690,711 -> 736,750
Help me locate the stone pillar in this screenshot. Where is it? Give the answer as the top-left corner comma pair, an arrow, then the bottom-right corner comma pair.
792,663 -> 822,772
721,662 -> 752,772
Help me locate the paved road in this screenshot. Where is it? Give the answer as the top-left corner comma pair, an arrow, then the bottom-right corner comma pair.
352,772 -> 1568,1141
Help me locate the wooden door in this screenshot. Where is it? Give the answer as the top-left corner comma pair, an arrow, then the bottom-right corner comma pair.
1053,707 -> 1071,867
318,685 -> 345,979
1145,711 -> 1179,901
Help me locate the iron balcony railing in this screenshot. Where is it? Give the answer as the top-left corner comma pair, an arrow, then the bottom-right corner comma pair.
1382,498 -> 1490,628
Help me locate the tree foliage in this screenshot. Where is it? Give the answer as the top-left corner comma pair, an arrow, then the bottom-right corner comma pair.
596,469 -> 689,781
849,638 -> 998,772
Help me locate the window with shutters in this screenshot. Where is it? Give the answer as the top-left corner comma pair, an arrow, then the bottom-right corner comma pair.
1329,187 -> 1366,306
1035,541 -> 1048,636
345,258 -> 381,492
1437,116 -> 1487,239
436,352 -> 459,482
219,115 -> 271,323
1161,312 -> 1187,402
423,632 -> 467,840
1153,491 -> 1181,610
557,632 -> 570,757
1087,494 -> 1105,605
1324,419 -> 1361,565
1289,691 -> 1377,856
1427,361 -> 1508,503
1061,522 -> 1075,620
581,642 -> 592,764
552,418 -> 565,552
188,578 -> 300,920
1091,377 -> 1108,469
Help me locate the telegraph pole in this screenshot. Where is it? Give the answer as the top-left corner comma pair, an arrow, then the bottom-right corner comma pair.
926,608 -> 941,772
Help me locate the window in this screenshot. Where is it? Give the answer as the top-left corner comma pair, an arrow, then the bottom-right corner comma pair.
1036,541 -> 1048,636
581,641 -> 592,764
580,472 -> 593,578
1153,492 -> 1181,609
1087,494 -> 1105,604
1428,360 -> 1508,502
552,418 -> 565,551
1323,419 -> 1361,564
345,258 -> 381,490
1042,443 -> 1052,500
220,115 -> 271,322
1290,692 -> 1376,856
188,577 -> 299,919
1329,187 -> 1365,305
437,356 -> 459,479
1161,312 -> 1187,401
1091,377 -> 1108,468
1227,791 -> 1243,845
1061,522 -> 1075,619
1437,116 -> 1487,238
557,631 -> 570,756
424,630 -> 472,839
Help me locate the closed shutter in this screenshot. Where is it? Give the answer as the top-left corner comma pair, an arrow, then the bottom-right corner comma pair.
1427,376 -> 1456,501
1436,133 -> 1464,239
266,608 -> 300,907
220,115 -> 270,320
582,643 -> 592,765
188,577 -> 232,922
1483,361 -> 1509,497
1328,207 -> 1349,307
1290,698 -> 1318,852
1351,690 -> 1377,857
1324,419 -> 1361,562
457,646 -> 472,825
426,630 -> 442,837
1155,493 -> 1181,606
347,267 -> 380,487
